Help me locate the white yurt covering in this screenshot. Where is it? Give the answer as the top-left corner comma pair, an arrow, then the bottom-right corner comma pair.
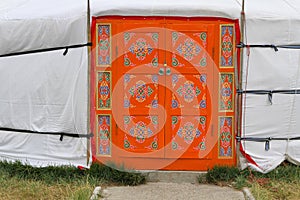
0,0 -> 89,167
1,0 -> 300,172
239,0 -> 300,173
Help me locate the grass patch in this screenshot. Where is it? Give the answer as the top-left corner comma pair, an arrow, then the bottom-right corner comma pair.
89,162 -> 146,186
0,161 -> 146,199
201,162 -> 300,199
206,165 -> 240,184
0,176 -> 94,200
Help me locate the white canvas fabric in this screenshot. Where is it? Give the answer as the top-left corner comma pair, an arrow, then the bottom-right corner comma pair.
91,0 -> 241,18
239,0 -> 300,172
0,131 -> 88,167
0,0 -> 90,168
0,0 -> 88,55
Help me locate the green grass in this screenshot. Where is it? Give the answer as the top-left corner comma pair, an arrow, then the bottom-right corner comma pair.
89,162 -> 146,186
0,175 -> 94,200
201,162 -> 300,200
205,165 -> 240,184
0,161 -> 146,199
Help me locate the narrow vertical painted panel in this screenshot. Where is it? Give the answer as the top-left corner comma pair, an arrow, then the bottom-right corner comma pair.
97,71 -> 111,110
218,116 -> 233,158
96,24 -> 111,66
97,115 -> 111,156
219,73 -> 234,112
220,25 -> 234,68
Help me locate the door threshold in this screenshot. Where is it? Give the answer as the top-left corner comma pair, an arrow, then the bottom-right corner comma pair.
136,170 -> 207,183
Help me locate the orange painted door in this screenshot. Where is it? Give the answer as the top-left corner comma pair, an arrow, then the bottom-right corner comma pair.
92,17 -> 237,170
164,23 -> 215,159
115,22 -> 166,157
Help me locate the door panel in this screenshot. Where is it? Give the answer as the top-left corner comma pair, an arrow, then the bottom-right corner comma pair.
165,24 -> 215,159
120,115 -> 162,153
123,74 -> 161,112
115,22 -> 165,157
119,24 -> 165,74
166,24 -> 215,74
117,73 -> 165,157
167,73 -> 209,114
166,115 -> 208,158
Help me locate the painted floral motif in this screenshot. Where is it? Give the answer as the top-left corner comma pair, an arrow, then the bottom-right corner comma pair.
171,138 -> 184,151
193,32 -> 207,47
200,57 -> 207,67
171,94 -> 182,109
128,80 -> 153,103
171,116 -> 207,153
124,32 -> 135,45
200,32 -> 207,43
172,74 -> 179,87
97,24 -> 110,66
124,32 -> 159,67
219,117 -> 233,157
98,115 -> 111,155
172,32 -> 179,43
176,38 -> 201,61
124,54 -> 134,67
193,138 -> 207,151
220,73 -> 233,111
172,140 -> 178,150
123,116 -> 131,125
199,99 -> 206,108
199,116 -> 206,127
123,115 -> 158,150
172,116 -> 179,126
124,74 -> 158,108
176,81 -> 201,103
151,100 -> 158,108
151,74 -> 159,83
172,31 -> 207,67
146,54 -> 158,67
129,121 -> 153,143
172,56 -> 184,67
220,25 -> 234,67
123,98 -> 130,108
124,134 -> 135,149
129,38 -> 153,60
171,98 -> 180,109
147,32 -> 159,42
150,116 -> 158,127
174,119 -> 202,144
172,74 -> 206,109
97,72 -> 111,109
145,137 -> 158,150
194,32 -> 207,68
199,139 -> 206,150
200,74 -> 207,85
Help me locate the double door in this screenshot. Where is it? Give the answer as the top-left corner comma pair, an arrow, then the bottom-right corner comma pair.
115,21 -> 215,160
92,17 -> 236,170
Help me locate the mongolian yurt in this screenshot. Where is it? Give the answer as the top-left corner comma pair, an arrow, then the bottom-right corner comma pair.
1,0 -> 300,173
